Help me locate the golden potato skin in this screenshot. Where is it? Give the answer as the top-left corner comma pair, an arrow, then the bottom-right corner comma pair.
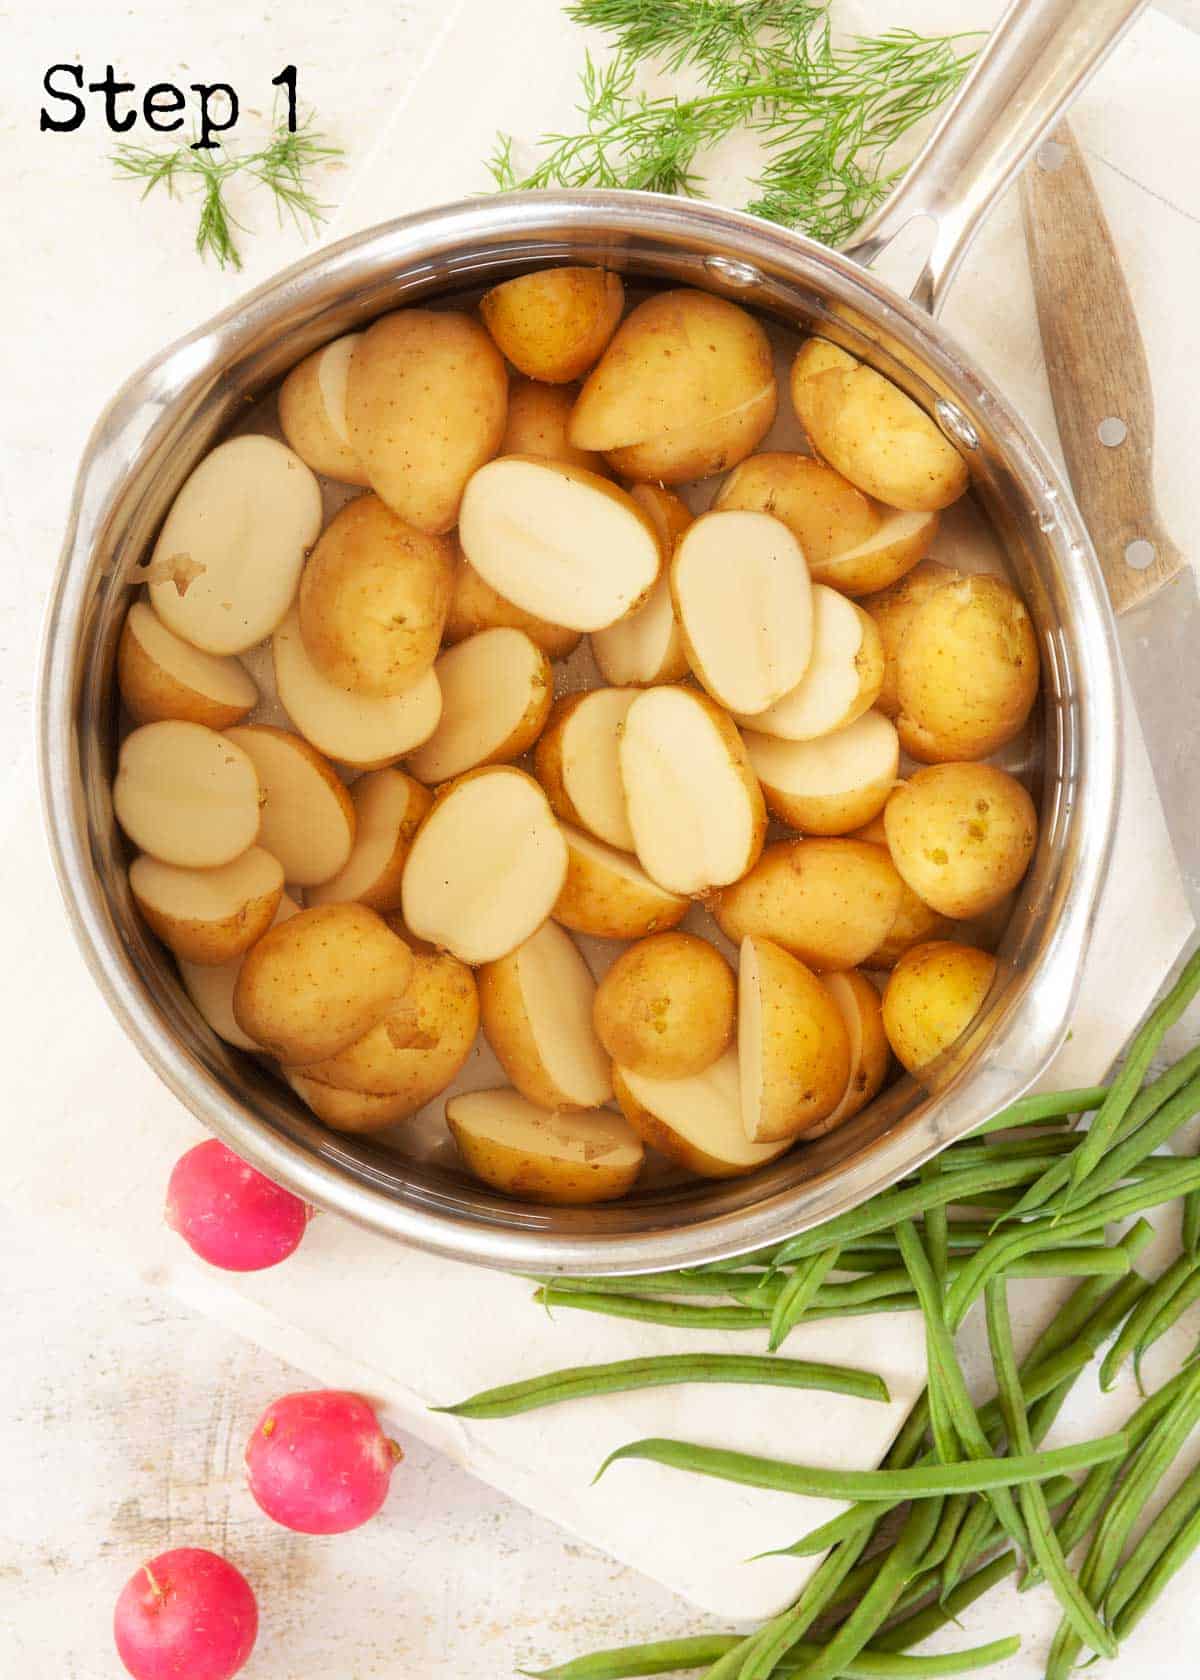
801,362 -> 970,513
743,937 -> 850,1142
480,268 -> 624,384
884,764 -> 1038,920
809,969 -> 891,1136
444,556 -> 581,659
286,1071 -> 430,1133
594,932 -> 735,1079
882,940 -> 997,1074
714,453 -> 880,566
552,830 -> 690,941
713,839 -> 904,972
298,494 -> 455,697
117,608 -> 256,731
860,561 -> 960,718
501,378 -> 608,472
789,338 -> 857,433
278,341 -> 370,485
448,1119 -> 642,1206
896,573 -> 1041,762
130,859 -> 283,967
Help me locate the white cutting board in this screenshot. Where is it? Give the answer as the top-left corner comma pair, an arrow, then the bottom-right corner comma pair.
7,0 -> 1199,1625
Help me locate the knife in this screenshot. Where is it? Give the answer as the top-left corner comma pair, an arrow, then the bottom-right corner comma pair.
1021,123 -> 1200,923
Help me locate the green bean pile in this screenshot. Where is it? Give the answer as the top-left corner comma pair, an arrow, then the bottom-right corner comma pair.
442,948 -> 1200,1680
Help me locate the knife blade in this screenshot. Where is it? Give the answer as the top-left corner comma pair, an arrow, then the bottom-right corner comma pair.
1021,123 -> 1200,922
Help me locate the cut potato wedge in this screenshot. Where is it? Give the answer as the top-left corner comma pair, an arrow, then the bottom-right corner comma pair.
882,941 -> 997,1074
590,485 -> 691,686
714,838 -> 904,972
180,894 -> 300,1050
458,456 -> 662,632
400,767 -> 568,965
277,334 -> 370,485
553,824 -> 689,941
286,1071 -> 433,1133
534,687 -> 638,851
743,711 -> 899,835
671,511 -> 813,714
113,721 -> 261,868
620,686 -> 766,896
738,936 -> 850,1143
800,360 -> 970,513
131,847 -> 284,966
613,1050 -> 790,1179
273,607 -> 442,769
501,378 -> 607,474
447,1088 -> 643,1204
811,509 -> 939,597
118,601 -> 258,729
714,453 -> 880,564
789,338 -> 857,431
817,970 -> 891,1134
233,903 -> 414,1065
479,920 -> 611,1111
147,435 -> 322,655
480,268 -> 624,384
407,628 -> 552,784
594,931 -> 734,1080
732,584 -> 882,741
444,557 -> 581,660
860,561 -> 959,719
306,768 -> 431,910
224,726 -> 355,887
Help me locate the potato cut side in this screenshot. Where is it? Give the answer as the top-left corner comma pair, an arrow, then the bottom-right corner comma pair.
447,1088 -> 643,1205
278,334 -> 370,485
671,511 -> 813,714
407,628 -> 552,784
131,847 -> 284,966
400,767 -> 568,965
739,937 -> 851,1144
307,768 -> 431,910
118,601 -> 258,729
444,557 -> 581,660
714,838 -> 904,972
811,510 -> 938,597
861,561 -> 960,718
590,485 -> 691,685
733,584 -> 882,741
479,920 -> 611,1110
480,267 -> 624,384
613,1050 -> 790,1179
743,711 -> 899,835
882,941 -> 997,1075
714,453 -> 880,566
534,687 -> 638,851
114,721 -> 261,868
553,824 -> 689,941
147,435 -> 323,655
224,725 -> 356,887
501,378 -> 608,474
180,894 -> 301,1050
593,930 -> 734,1080
620,686 -> 766,896
817,970 -> 891,1134
273,607 -> 442,768
458,456 -> 661,632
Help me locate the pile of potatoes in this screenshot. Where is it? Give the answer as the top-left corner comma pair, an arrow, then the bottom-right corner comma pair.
110,265 -> 1041,1208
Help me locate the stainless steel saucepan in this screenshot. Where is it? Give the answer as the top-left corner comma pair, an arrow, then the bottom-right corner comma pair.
39,0 -> 1142,1274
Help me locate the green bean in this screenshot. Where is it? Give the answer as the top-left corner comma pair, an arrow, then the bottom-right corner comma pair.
872,1553 -> 1019,1652
1099,1253 -> 1195,1393
1184,1175 -> 1200,1258
941,1135 -> 1078,1170
768,1245 -> 841,1352
534,1287 -> 769,1330
1057,1070 -> 1200,1218
829,1245 -> 1115,1282
1111,1499 -> 1200,1642
1026,1221 -> 1154,1370
1104,1463 -> 1200,1625
531,1271 -> 764,1299
519,1632 -> 1024,1680
921,1159 -> 950,1294
967,1086 -> 1106,1134
1133,1263 -> 1200,1379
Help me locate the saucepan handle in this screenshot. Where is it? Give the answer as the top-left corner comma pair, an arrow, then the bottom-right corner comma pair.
842,0 -> 1147,315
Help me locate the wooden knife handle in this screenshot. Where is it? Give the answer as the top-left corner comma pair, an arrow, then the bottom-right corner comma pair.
1020,123 -> 1185,614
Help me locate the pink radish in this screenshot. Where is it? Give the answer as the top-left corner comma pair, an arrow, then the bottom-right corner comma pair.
165,1138 -> 309,1271
245,1390 -> 402,1534
114,1547 -> 257,1680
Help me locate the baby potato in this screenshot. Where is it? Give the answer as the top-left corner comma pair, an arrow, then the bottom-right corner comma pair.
130,847 -> 284,966
811,510 -> 939,597
594,931 -> 735,1080
181,895 -> 300,1050
298,494 -> 455,697
479,920 -> 611,1111
817,970 -> 891,1134
501,377 -> 608,473
287,1071 -> 437,1133
714,838 -> 904,972
882,940 -> 997,1074
225,725 -> 356,888
743,710 -> 899,836
113,721 -> 261,869
789,337 -> 857,431
714,453 -> 881,567
896,573 -> 1041,762
590,485 -> 692,687
613,1049 -> 790,1179
884,763 -> 1038,919
738,936 -> 850,1143
277,333 -> 370,485
480,267 -> 624,383
347,308 -> 508,534
553,824 -> 689,941
406,628 -> 552,784
731,584 -> 882,741
307,767 -> 431,912
869,878 -> 956,969
446,1088 -> 644,1205
118,601 -> 258,730
535,687 -> 639,851
233,903 -> 414,1065
444,557 -> 581,660
569,288 -> 777,484
860,561 -> 960,717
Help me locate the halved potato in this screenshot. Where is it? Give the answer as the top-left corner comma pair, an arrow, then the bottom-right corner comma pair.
817,970 -> 891,1134
113,721 -> 261,868
714,453 -> 880,564
501,377 -> 607,473
732,585 -> 882,741
480,267 -> 624,383
870,877 -> 956,969
671,511 -> 812,714
233,902 -> 415,1065
713,838 -> 904,972
118,601 -> 258,729
613,1049 -> 790,1178
594,931 -> 734,1080
620,686 -> 766,896
180,894 -> 300,1049
286,1071 -> 434,1133
400,767 -> 568,965
298,494 -> 455,696
743,710 -> 899,835
553,824 -> 689,940
346,308 -> 508,534
146,435 -> 322,655
444,556 -> 581,660
447,1088 -> 643,1204
479,920 -> 611,1110
273,607 -> 442,768
534,687 -> 638,851
884,763 -> 1038,919
811,510 -> 939,597
307,768 -> 432,910
458,456 -> 662,631
882,941 -> 997,1074
860,561 -> 959,718
407,628 -> 552,784
590,485 -> 691,687
131,847 -> 284,966
789,338 -> 857,430
738,936 -> 850,1143
225,725 -> 356,887
277,334 -> 370,485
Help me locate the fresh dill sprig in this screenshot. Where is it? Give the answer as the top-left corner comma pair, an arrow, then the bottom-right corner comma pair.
111,111 -> 343,270
565,0 -> 828,86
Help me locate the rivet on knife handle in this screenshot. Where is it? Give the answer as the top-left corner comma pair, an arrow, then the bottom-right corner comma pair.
1020,122 -> 1185,614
